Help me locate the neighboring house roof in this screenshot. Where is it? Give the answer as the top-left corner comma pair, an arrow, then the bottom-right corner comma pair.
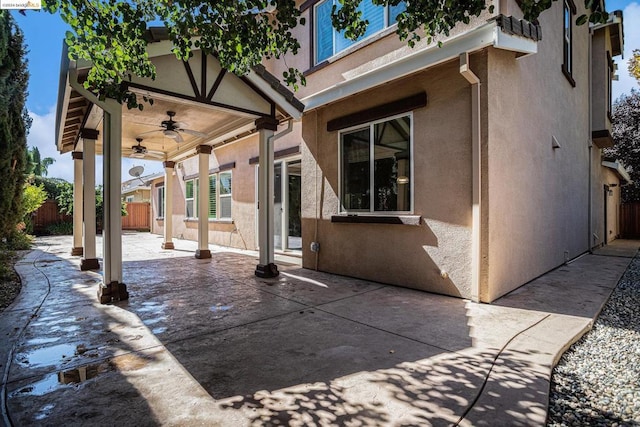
602,160 -> 632,184
122,171 -> 164,195
592,10 -> 624,57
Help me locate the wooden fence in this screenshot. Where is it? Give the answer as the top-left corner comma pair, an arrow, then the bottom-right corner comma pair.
32,200 -> 72,232
32,200 -> 150,233
122,202 -> 150,231
620,203 -> 640,239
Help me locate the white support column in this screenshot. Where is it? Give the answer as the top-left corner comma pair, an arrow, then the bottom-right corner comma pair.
255,118 -> 279,278
98,102 -> 129,303
162,161 -> 175,250
71,151 -> 84,256
80,131 -> 99,271
195,145 -> 212,259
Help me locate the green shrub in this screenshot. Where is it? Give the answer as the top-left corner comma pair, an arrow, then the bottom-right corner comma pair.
45,222 -> 73,236
3,229 -> 33,250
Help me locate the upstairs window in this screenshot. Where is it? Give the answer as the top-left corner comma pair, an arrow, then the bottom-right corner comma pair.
314,0 -> 406,64
562,0 -> 576,86
340,114 -> 412,213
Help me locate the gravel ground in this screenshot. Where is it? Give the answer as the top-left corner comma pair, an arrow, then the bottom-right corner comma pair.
548,254 -> 640,426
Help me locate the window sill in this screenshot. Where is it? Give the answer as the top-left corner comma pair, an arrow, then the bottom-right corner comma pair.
184,218 -> 234,224
331,215 -> 421,225
561,65 -> 576,87
155,217 -> 164,221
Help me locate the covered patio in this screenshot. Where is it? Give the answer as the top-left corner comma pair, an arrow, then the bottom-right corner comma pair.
55,28 -> 304,303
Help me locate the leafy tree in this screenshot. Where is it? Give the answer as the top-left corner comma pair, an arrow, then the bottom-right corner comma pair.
0,11 -> 30,242
21,182 -> 47,234
41,0 -> 608,109
31,176 -> 69,201
26,146 -> 55,177
630,49 -> 640,84
604,89 -> 640,202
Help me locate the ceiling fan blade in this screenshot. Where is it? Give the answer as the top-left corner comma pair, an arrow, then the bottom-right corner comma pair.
137,129 -> 164,137
173,121 -> 188,128
180,129 -> 209,139
174,132 -> 184,143
147,150 -> 166,159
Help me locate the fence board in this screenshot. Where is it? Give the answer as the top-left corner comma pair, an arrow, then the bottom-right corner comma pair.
122,202 -> 150,231
620,203 -> 640,239
32,200 -> 71,231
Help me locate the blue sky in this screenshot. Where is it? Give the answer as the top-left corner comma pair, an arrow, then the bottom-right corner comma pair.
11,1 -> 640,183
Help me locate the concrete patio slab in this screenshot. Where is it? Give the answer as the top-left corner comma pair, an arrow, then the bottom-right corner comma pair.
1,234 -> 637,426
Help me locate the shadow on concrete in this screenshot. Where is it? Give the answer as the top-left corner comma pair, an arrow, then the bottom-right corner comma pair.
5,244 -> 161,426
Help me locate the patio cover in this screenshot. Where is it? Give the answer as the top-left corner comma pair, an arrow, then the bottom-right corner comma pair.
55,27 -> 304,303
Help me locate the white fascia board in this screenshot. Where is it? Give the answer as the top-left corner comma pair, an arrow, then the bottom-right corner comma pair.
302,21 -> 541,111
302,22 -> 497,111
493,27 -> 538,56
602,160 -> 632,184
245,69 -> 303,120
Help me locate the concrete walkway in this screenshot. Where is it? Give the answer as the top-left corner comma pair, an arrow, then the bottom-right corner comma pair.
1,233 -> 637,426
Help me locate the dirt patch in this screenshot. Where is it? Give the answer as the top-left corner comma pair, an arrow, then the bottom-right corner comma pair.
0,251 -> 22,312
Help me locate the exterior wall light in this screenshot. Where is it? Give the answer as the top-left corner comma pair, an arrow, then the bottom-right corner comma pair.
397,176 -> 410,185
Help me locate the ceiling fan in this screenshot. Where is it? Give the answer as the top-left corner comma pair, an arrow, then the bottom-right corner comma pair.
138,111 -> 208,143
128,138 -> 165,160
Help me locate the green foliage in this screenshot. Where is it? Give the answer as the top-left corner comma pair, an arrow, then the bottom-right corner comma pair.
0,11 -> 30,240
630,50 -> 640,84
31,176 -> 70,201
605,89 -> 640,203
56,184 -> 126,231
4,228 -> 33,250
44,221 -> 73,236
26,146 -> 55,177
22,183 -> 47,217
41,0 -> 608,108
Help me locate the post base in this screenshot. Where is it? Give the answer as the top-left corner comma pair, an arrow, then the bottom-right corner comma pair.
161,241 -> 175,250
71,247 -> 83,256
255,263 -> 279,278
195,249 -> 211,259
80,258 -> 100,271
98,281 -> 129,304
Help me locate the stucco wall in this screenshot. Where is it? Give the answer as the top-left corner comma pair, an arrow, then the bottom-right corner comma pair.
150,130 -> 302,251
484,0 -> 592,301
301,59 -> 478,298
265,1 -> 497,101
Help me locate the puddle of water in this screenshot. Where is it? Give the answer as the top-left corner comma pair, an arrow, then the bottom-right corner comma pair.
152,327 -> 167,335
27,337 -> 61,345
18,344 -> 78,368
10,362 -> 112,398
210,304 -> 233,312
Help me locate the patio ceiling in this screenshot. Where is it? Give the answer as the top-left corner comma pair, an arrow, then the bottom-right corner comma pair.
56,29 -> 304,162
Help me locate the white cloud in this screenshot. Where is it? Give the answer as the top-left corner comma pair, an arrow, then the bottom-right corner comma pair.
27,107 -> 164,186
612,2 -> 640,101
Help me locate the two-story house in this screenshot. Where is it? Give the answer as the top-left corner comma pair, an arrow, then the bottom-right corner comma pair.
55,0 -> 626,303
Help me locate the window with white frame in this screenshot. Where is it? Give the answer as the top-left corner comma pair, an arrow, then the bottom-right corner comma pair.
314,0 -> 406,64
207,171 -> 232,219
340,114 -> 412,213
157,185 -> 165,218
185,179 -> 197,218
125,195 -> 134,203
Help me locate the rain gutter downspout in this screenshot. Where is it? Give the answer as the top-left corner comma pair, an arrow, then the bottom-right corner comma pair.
460,52 -> 482,303
588,26 -> 594,253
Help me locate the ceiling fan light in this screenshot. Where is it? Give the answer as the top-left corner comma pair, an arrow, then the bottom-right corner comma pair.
164,129 -> 179,139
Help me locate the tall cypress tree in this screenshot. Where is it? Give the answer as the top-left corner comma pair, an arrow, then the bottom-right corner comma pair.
0,11 -> 30,241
